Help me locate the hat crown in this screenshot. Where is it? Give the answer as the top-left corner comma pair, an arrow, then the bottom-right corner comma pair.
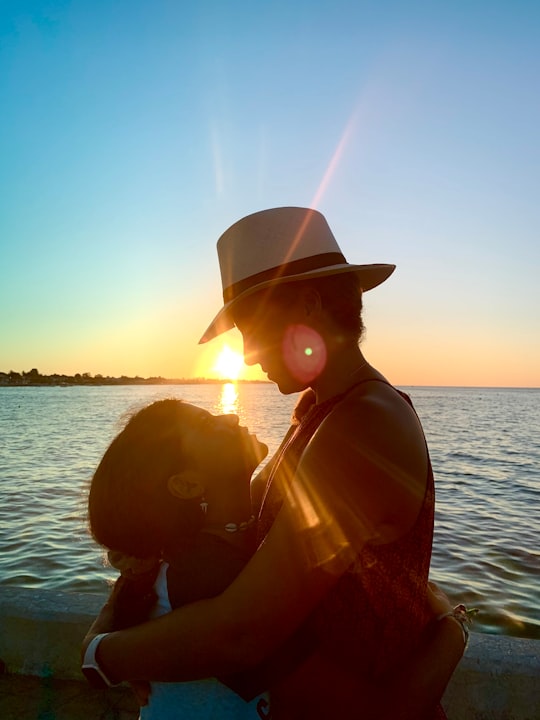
217,207 -> 343,294
199,206 -> 395,344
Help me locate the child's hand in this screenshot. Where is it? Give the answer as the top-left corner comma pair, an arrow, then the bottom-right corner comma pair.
108,560 -> 161,630
129,679 -> 152,707
426,581 -> 453,619
107,550 -> 159,577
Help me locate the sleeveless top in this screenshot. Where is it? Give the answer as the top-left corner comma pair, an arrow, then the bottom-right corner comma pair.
257,379 -> 446,719
139,562 -> 269,720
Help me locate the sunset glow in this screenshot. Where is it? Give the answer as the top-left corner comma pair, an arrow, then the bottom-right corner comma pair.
212,345 -> 245,381
1,3 -> 538,388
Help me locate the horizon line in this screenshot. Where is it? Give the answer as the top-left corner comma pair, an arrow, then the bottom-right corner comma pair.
0,371 -> 538,391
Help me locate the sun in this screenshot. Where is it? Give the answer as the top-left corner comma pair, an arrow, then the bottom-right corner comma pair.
212,345 -> 245,381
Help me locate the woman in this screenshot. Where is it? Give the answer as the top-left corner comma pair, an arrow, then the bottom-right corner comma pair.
83,207 -> 470,719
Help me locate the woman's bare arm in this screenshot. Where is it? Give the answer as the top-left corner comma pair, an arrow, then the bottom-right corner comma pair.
84,498 -> 346,684
84,395 -> 462,708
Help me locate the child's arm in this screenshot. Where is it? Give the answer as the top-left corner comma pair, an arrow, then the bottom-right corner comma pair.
106,561 -> 161,631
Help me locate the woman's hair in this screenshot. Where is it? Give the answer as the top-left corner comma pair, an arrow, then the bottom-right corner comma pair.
270,272 -> 365,341
88,399 -> 206,559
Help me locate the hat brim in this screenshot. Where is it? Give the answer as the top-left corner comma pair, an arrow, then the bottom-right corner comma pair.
198,263 -> 395,344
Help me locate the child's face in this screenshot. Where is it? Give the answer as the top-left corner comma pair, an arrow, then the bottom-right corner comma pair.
180,404 -> 268,485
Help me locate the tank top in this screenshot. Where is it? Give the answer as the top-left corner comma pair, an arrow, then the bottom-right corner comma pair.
257,379 -> 446,719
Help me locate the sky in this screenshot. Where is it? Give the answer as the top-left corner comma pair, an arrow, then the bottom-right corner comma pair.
1,0 -> 539,387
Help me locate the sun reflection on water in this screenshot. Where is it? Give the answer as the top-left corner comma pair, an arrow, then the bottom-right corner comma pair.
217,382 -> 239,415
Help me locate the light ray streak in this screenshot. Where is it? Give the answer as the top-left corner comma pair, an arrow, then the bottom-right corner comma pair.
311,106 -> 361,210
211,124 -> 224,196
278,105 -> 363,271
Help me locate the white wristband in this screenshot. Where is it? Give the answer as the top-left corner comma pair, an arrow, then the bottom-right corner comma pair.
82,633 -> 117,688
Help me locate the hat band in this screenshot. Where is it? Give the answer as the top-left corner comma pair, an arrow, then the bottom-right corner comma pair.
223,251 -> 347,303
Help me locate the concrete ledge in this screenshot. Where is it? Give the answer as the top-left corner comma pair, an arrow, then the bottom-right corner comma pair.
0,587 -> 106,679
0,673 -> 139,720
442,633 -> 539,720
0,588 -> 538,719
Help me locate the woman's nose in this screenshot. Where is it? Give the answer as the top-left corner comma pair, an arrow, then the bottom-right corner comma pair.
242,337 -> 261,367
221,414 -> 239,426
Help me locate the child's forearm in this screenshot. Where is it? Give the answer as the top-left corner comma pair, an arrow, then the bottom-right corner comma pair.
109,572 -> 160,630
375,614 -> 465,720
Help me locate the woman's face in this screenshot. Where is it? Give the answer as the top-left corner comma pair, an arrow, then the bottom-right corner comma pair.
233,287 -> 328,393
180,404 -> 268,483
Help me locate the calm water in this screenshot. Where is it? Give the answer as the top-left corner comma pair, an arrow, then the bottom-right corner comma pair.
0,384 -> 538,639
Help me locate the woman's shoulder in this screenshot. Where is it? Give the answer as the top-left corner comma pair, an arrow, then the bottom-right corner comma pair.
320,378 -> 424,450
299,378 -> 428,543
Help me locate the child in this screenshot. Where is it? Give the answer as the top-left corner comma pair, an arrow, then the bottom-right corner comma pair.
87,398 -> 270,719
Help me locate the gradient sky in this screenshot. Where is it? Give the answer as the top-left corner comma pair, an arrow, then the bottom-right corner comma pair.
1,0 -> 539,387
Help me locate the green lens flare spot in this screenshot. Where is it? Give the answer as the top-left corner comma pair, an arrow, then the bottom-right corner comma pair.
304,347 -> 313,356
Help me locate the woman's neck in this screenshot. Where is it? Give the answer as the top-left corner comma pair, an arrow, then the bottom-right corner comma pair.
311,346 -> 374,404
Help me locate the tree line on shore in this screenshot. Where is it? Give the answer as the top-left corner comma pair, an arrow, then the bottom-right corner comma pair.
0,369 -> 262,386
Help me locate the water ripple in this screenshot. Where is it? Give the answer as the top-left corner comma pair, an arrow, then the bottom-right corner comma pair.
1,384 -> 539,638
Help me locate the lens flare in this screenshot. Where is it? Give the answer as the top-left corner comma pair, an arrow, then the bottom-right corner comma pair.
282,324 -> 327,383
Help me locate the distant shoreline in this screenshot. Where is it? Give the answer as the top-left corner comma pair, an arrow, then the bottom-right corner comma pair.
0,370 -> 537,390
0,370 -> 270,387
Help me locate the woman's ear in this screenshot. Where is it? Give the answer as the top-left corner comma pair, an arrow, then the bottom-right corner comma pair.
302,287 -> 322,318
167,470 -> 205,500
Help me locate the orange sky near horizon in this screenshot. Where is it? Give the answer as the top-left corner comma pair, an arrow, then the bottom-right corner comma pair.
7,324 -> 532,389
2,295 -> 538,388
97,294 -> 538,389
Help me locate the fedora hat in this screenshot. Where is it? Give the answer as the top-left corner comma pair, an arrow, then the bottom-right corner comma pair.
199,206 -> 395,343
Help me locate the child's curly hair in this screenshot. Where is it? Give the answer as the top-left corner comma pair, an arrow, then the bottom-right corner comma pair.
88,399 -> 206,560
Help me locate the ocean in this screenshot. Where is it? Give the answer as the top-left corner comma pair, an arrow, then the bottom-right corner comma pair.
0,383 -> 538,639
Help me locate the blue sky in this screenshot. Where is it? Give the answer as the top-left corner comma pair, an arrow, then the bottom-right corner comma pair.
1,0 -> 539,386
